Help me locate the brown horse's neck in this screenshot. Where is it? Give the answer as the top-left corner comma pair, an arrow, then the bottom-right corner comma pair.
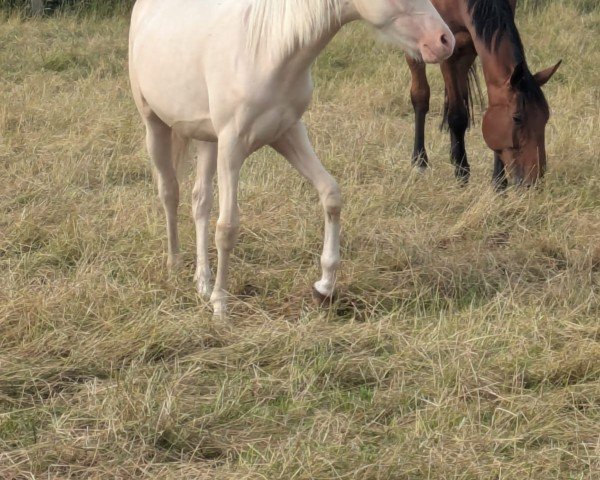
462,0 -> 522,104
474,35 -> 523,104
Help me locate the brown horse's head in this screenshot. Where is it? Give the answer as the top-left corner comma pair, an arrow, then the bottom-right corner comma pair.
482,60 -> 561,186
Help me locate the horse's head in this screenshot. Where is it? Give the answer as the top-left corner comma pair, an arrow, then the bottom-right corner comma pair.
352,0 -> 455,63
483,60 -> 562,187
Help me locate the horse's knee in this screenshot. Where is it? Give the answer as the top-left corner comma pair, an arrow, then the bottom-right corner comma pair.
215,221 -> 239,252
411,86 -> 430,114
447,106 -> 469,136
321,182 -> 342,218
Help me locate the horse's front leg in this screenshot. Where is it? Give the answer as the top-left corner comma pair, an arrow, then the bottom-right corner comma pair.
407,55 -> 431,171
210,135 -> 247,318
441,53 -> 476,184
492,152 -> 508,191
192,141 -> 218,297
272,122 -> 342,305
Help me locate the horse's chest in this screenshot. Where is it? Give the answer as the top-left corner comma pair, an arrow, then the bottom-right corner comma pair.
453,31 -> 475,55
245,103 -> 306,148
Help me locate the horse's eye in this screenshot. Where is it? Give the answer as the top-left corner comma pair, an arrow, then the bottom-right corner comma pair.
513,115 -> 523,125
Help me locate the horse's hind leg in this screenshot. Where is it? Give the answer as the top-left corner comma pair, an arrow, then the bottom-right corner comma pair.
144,114 -> 181,271
272,122 -> 342,305
407,55 -> 431,171
192,141 -> 217,297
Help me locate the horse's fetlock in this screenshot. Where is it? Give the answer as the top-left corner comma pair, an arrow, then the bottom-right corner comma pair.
321,252 -> 340,271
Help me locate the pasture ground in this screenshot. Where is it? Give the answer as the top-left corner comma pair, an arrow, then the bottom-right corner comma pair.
1,2 -> 599,478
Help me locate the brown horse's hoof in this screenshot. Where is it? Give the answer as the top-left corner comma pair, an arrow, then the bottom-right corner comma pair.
312,287 -> 336,308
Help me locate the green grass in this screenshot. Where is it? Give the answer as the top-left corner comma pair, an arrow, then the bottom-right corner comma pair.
1,2 -> 599,479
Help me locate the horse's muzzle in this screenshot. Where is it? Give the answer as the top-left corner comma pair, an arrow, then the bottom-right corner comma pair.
420,29 -> 455,63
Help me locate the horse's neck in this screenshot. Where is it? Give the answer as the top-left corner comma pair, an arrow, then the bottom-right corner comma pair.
474,36 -> 521,105
280,26 -> 340,74
464,0 -> 523,104
271,5 -> 357,78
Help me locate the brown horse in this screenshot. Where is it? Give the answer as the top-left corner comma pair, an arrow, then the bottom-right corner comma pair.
406,0 -> 561,188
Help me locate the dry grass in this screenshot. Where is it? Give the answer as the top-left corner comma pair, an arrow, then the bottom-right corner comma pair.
1,3 -> 599,479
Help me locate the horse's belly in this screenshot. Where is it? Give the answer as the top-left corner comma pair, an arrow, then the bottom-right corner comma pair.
172,118 -> 217,142
133,48 -> 216,136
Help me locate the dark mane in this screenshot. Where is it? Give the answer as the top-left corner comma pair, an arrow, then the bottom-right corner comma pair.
466,0 -> 549,113
467,0 -> 524,61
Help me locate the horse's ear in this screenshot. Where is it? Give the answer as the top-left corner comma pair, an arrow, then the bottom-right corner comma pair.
533,60 -> 562,87
509,61 -> 527,89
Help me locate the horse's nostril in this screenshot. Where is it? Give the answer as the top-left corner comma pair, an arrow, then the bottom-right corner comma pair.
440,34 -> 449,46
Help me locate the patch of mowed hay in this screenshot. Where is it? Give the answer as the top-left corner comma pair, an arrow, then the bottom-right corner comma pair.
1,3 -> 600,478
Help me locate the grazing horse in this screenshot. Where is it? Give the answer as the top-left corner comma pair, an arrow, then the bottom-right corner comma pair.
406,0 -> 561,187
129,0 -> 455,316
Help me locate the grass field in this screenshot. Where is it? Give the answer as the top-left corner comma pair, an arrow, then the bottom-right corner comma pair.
1,2 -> 599,478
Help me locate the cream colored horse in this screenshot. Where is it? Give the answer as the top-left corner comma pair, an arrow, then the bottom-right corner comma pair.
129,0 -> 454,317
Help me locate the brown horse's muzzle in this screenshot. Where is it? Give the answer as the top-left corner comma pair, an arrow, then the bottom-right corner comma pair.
501,145 -> 546,188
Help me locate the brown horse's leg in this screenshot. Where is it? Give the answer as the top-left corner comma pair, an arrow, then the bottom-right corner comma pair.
493,152 -> 508,191
441,53 -> 476,183
407,55 -> 430,170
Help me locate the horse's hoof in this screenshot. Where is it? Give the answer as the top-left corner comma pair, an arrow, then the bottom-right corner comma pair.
312,287 -> 336,308
493,179 -> 509,192
455,168 -> 471,186
411,151 -> 429,172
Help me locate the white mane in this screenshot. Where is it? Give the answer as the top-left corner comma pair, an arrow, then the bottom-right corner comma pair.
247,0 -> 343,59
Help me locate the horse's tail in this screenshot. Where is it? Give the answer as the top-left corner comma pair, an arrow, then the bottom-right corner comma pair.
441,64 -> 484,131
171,130 -> 191,181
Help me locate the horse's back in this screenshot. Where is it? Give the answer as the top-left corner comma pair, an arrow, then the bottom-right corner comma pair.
130,0 -> 224,45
